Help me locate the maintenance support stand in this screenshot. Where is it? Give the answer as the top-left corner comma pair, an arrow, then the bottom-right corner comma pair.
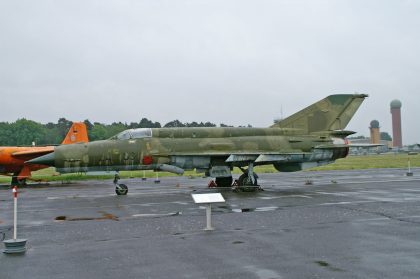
3,186 -> 27,254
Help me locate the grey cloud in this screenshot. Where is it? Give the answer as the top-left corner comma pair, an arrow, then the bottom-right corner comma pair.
0,0 -> 419,143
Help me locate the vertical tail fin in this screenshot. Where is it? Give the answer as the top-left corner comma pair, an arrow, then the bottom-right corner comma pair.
61,122 -> 89,144
271,94 -> 368,133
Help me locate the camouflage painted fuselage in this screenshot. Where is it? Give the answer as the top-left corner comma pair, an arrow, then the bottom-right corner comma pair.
47,127 -> 348,175
27,94 -> 367,177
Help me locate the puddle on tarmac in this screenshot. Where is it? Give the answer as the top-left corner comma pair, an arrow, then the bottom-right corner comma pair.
231,206 -> 280,213
315,261 -> 330,267
55,211 -> 119,222
315,261 -> 344,272
131,212 -> 181,218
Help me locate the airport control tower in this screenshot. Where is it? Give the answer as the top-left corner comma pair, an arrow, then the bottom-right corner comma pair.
390,100 -> 403,148
370,120 -> 380,144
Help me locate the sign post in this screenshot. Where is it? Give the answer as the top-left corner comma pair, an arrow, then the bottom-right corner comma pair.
13,186 -> 17,239
192,193 -> 225,231
205,204 -> 213,230
3,186 -> 27,254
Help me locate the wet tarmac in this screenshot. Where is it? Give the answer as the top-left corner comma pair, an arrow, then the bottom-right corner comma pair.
1,168 -> 420,279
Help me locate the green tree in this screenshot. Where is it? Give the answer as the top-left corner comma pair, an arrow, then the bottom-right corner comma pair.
89,123 -> 108,141
106,123 -> 128,138
56,118 -> 73,139
0,122 -> 13,145
83,119 -> 94,131
164,120 -> 185,128
9,119 -> 47,146
139,118 -> 161,128
43,126 -> 61,144
381,132 -> 392,141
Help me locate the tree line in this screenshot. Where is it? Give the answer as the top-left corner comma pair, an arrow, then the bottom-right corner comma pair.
0,118 -> 239,146
1,117 -> 392,147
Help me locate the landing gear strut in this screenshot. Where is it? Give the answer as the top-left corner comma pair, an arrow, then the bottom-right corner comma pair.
113,173 -> 128,195
236,162 -> 261,192
211,162 -> 261,191
239,162 -> 258,186
11,175 -> 26,186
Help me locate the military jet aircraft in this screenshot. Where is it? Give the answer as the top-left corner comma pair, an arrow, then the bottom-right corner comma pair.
28,94 -> 367,195
0,122 -> 88,185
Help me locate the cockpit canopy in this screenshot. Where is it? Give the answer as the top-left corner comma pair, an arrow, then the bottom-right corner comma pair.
112,128 -> 153,140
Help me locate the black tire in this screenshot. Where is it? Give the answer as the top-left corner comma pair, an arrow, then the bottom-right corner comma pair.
238,173 -> 258,186
11,176 -> 18,185
11,176 -> 26,186
215,176 -> 233,187
115,184 -> 128,195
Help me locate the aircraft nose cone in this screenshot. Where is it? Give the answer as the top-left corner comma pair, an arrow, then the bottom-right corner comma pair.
26,152 -> 55,166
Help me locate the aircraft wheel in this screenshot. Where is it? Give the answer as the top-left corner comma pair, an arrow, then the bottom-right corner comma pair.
238,173 -> 258,186
115,184 -> 128,195
11,176 -> 26,186
215,176 -> 233,187
11,176 -> 19,185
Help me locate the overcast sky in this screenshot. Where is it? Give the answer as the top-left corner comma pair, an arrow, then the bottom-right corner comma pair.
0,0 -> 419,143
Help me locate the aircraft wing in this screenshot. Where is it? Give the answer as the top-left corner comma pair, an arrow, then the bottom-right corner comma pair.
169,151 -> 330,164
225,153 -> 310,162
12,147 -> 54,158
315,143 -> 385,149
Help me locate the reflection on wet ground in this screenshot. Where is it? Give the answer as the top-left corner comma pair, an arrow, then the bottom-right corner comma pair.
1,169 -> 420,279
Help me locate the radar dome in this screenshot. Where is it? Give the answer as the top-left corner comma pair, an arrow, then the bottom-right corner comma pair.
370,120 -> 380,128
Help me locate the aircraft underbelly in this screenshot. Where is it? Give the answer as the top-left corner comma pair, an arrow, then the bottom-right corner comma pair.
170,156 -> 210,170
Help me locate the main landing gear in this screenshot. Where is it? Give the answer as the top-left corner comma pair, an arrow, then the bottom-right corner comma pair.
212,162 -> 261,192
113,173 -> 128,196
238,162 -> 258,187
235,162 -> 261,192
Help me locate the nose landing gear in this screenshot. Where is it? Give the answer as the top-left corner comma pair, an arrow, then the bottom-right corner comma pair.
11,175 -> 27,186
113,173 -> 128,195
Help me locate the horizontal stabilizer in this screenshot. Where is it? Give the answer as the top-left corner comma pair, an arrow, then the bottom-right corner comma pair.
311,130 -> 356,138
348,143 -> 385,148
